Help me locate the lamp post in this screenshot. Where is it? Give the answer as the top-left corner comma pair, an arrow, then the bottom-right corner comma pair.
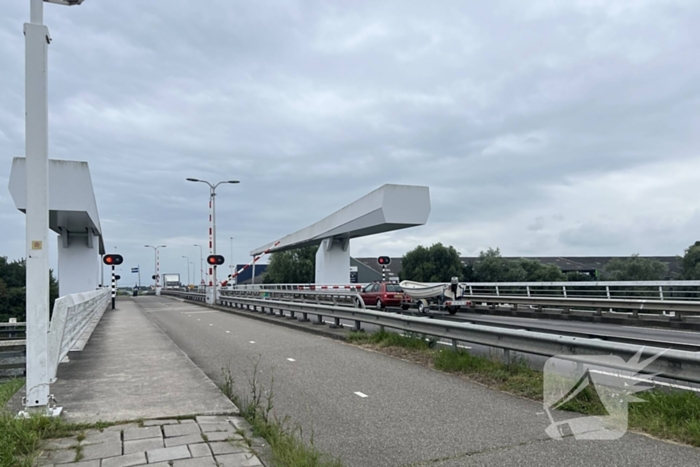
229,236 -> 234,287
23,0 -> 87,416
145,245 -> 166,295
186,178 -> 239,304
190,262 -> 195,289
182,255 -> 190,286
194,244 -> 204,289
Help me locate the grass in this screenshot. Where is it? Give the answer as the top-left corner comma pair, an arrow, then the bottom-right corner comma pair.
220,361 -> 344,467
347,330 -> 700,447
0,379 -> 118,467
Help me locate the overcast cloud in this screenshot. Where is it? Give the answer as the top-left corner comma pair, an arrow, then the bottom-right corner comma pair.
1,0 -> 700,282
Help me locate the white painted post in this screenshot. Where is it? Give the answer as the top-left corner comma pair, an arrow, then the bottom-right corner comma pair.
562,286 -> 567,298
24,0 -> 50,410
155,248 -> 161,296
211,186 -> 218,304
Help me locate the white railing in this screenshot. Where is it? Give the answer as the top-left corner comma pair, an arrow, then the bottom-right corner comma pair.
47,288 -> 110,381
230,281 -> 700,302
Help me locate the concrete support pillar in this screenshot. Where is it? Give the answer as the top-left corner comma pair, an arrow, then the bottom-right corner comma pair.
315,237 -> 350,285
57,230 -> 100,297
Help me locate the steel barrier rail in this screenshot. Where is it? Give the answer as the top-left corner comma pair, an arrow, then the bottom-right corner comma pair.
229,281 -> 700,302
464,294 -> 700,319
164,292 -> 700,384
47,288 -> 110,381
0,340 -> 26,380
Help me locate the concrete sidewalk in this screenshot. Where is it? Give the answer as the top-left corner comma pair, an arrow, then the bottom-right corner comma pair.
50,298 -> 237,423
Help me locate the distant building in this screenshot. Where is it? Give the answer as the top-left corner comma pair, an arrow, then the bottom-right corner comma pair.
233,264 -> 267,284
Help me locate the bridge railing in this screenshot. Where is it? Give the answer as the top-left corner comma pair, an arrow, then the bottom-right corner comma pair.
46,288 -> 110,381
228,281 -> 700,302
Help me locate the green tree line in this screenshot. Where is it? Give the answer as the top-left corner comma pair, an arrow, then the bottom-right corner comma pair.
0,256 -> 58,323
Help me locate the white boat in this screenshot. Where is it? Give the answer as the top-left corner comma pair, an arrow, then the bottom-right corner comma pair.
399,281 -> 448,299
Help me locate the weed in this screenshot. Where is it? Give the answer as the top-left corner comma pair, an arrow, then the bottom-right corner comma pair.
219,359 -> 344,467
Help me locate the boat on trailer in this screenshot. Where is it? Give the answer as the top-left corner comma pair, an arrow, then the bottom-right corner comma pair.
399,278 -> 471,314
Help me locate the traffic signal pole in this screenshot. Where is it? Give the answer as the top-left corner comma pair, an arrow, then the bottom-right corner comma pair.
111,265 -> 116,310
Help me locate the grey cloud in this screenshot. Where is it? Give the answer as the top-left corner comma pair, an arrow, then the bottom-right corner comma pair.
2,0 -> 700,278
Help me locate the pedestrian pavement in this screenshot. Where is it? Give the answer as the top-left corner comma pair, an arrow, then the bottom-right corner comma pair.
28,298 -> 265,466
50,298 -> 236,423
35,415 -> 264,467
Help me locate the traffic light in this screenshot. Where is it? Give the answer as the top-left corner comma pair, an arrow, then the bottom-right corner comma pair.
152,275 -> 156,280
103,254 -> 123,265
207,255 -> 225,266
377,256 -> 391,266
114,275 -> 121,281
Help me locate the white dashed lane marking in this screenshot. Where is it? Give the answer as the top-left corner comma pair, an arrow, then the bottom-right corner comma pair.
226,331 -> 231,334
287,358 -> 296,362
249,341 -> 256,344
354,392 -> 368,398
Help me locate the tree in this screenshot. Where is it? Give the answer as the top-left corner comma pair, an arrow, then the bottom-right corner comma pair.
679,241 -> 700,280
601,254 -> 669,281
263,246 -> 317,284
517,259 -> 566,282
472,248 -> 527,282
0,256 -> 59,322
565,271 -> 596,282
400,243 -> 464,282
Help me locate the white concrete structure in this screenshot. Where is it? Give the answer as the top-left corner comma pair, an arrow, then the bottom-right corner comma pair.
251,184 -> 430,284
8,158 -> 105,297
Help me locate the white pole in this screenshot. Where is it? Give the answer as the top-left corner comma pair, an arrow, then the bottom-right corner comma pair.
25,0 -> 50,410
155,248 -> 161,295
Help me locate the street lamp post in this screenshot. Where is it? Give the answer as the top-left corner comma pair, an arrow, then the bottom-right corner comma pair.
182,255 -> 190,286
229,236 -> 234,287
145,245 -> 166,295
23,0 -> 87,416
190,262 -> 195,288
194,244 -> 204,289
186,178 -> 239,305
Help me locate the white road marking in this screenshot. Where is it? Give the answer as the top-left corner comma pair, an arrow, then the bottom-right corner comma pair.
209,324 -> 213,326
197,319 -> 201,321
250,341 -> 256,344
354,392 -> 368,398
287,358 -> 296,362
226,331 -> 231,334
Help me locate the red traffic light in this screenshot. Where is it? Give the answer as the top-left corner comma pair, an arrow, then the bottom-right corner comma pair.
377,256 -> 391,266
103,254 -> 123,265
207,255 -> 225,266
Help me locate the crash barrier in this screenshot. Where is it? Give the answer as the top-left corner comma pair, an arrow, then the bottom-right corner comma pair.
162,291 -> 700,384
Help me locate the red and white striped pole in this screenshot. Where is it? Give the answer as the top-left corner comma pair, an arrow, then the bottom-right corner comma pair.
221,241 -> 280,286
208,197 -> 213,287
156,248 -> 160,294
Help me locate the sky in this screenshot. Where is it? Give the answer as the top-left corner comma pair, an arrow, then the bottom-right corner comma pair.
1,0 -> 700,284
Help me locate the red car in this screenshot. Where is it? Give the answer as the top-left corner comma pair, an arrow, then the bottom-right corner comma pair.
359,281 -> 411,310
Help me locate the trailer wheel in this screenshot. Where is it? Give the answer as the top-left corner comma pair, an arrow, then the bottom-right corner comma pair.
447,306 -> 458,315
417,300 -> 428,314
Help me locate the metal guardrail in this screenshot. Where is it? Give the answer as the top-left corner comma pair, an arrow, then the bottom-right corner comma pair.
228,281 -> 700,302
46,288 -> 110,381
0,322 -> 26,340
0,340 -> 26,380
162,290 -> 700,384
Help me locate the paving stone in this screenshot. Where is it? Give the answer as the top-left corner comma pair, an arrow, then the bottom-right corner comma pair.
198,422 -> 235,433
41,437 -> 79,450
101,452 -> 147,467
82,430 -> 121,446
203,432 -> 242,443
178,419 -> 197,424
227,418 -> 252,431
143,419 -> 179,427
79,442 -> 122,461
173,457 -> 217,467
188,443 -> 212,458
208,442 -> 246,456
71,460 -> 100,467
146,445 -> 192,464
123,437 -> 164,455
195,415 -> 229,424
164,423 -> 201,438
164,433 -> 206,447
215,453 -> 264,467
123,426 -> 163,441
131,464 -> 170,467
104,423 -> 140,433
43,448 -> 78,464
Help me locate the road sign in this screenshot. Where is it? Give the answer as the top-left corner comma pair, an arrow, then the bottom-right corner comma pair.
131,267 -> 139,273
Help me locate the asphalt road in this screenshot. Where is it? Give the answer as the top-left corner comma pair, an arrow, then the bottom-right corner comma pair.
136,296 -> 700,467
